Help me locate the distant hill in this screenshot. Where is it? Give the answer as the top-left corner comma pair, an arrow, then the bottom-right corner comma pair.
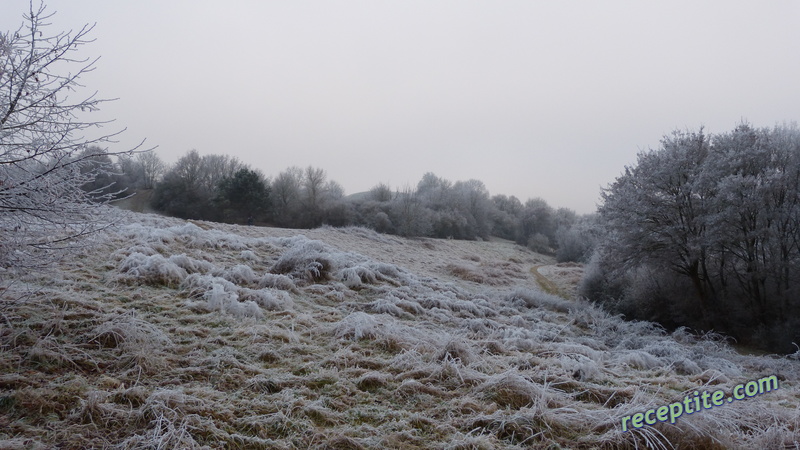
344,190 -> 371,202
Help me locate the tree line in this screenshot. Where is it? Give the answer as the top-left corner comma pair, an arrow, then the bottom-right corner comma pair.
92,148 -> 597,260
582,123 -> 800,353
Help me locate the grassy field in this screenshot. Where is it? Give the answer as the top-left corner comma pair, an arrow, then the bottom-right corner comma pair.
1,210 -> 798,449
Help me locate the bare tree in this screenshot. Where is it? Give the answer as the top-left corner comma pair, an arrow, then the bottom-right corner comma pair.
0,2 -> 145,269
271,166 -> 303,226
134,151 -> 165,189
390,184 -> 432,237
300,166 -> 330,227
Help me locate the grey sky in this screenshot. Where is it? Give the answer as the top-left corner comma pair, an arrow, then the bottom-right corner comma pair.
3,1 -> 799,213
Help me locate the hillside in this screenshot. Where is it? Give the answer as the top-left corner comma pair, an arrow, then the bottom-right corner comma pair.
1,210 -> 798,449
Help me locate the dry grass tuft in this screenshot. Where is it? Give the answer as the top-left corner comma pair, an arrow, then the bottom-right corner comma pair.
476,371 -> 556,410
270,240 -> 333,283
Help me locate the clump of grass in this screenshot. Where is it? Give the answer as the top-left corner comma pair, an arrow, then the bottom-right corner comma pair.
181,274 -> 264,318
117,252 -> 188,287
222,264 -> 258,286
447,263 -> 486,284
437,339 -> 475,366
476,371 -> 555,410
26,335 -> 98,373
90,312 -> 171,374
258,273 -> 298,292
355,371 -> 388,392
270,240 -> 332,283
463,410 -> 545,447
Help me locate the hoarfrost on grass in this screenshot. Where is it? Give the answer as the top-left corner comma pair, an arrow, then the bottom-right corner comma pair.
117,252 -> 188,287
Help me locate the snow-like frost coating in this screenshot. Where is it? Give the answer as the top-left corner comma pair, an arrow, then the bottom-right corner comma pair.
117,252 -> 188,287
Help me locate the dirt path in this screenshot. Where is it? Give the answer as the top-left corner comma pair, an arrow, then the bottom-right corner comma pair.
531,265 -> 566,298
532,263 -> 585,299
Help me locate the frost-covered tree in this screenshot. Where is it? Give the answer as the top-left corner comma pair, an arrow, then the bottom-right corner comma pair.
390,185 -> 432,237
452,179 -> 492,240
601,129 -> 715,308
270,166 -> 303,227
587,124 -> 800,352
517,197 -> 556,252
416,172 -> 452,208
491,194 -> 523,240
369,182 -> 394,202
555,213 -> 599,263
0,3 -> 143,269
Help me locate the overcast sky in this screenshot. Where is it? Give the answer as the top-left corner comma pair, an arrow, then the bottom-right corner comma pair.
3,1 -> 799,213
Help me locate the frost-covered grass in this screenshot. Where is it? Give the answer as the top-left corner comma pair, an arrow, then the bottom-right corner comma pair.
1,210 -> 798,448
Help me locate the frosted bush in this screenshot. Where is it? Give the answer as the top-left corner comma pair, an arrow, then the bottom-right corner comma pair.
393,298 -> 426,316
122,221 -> 253,250
449,298 -> 491,318
91,313 -> 172,373
641,340 -> 686,359
334,225 -> 401,244
464,318 -> 501,336
170,223 -> 248,249
338,266 -> 377,289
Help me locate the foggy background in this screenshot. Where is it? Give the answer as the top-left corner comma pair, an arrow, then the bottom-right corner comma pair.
2,0 -> 798,213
